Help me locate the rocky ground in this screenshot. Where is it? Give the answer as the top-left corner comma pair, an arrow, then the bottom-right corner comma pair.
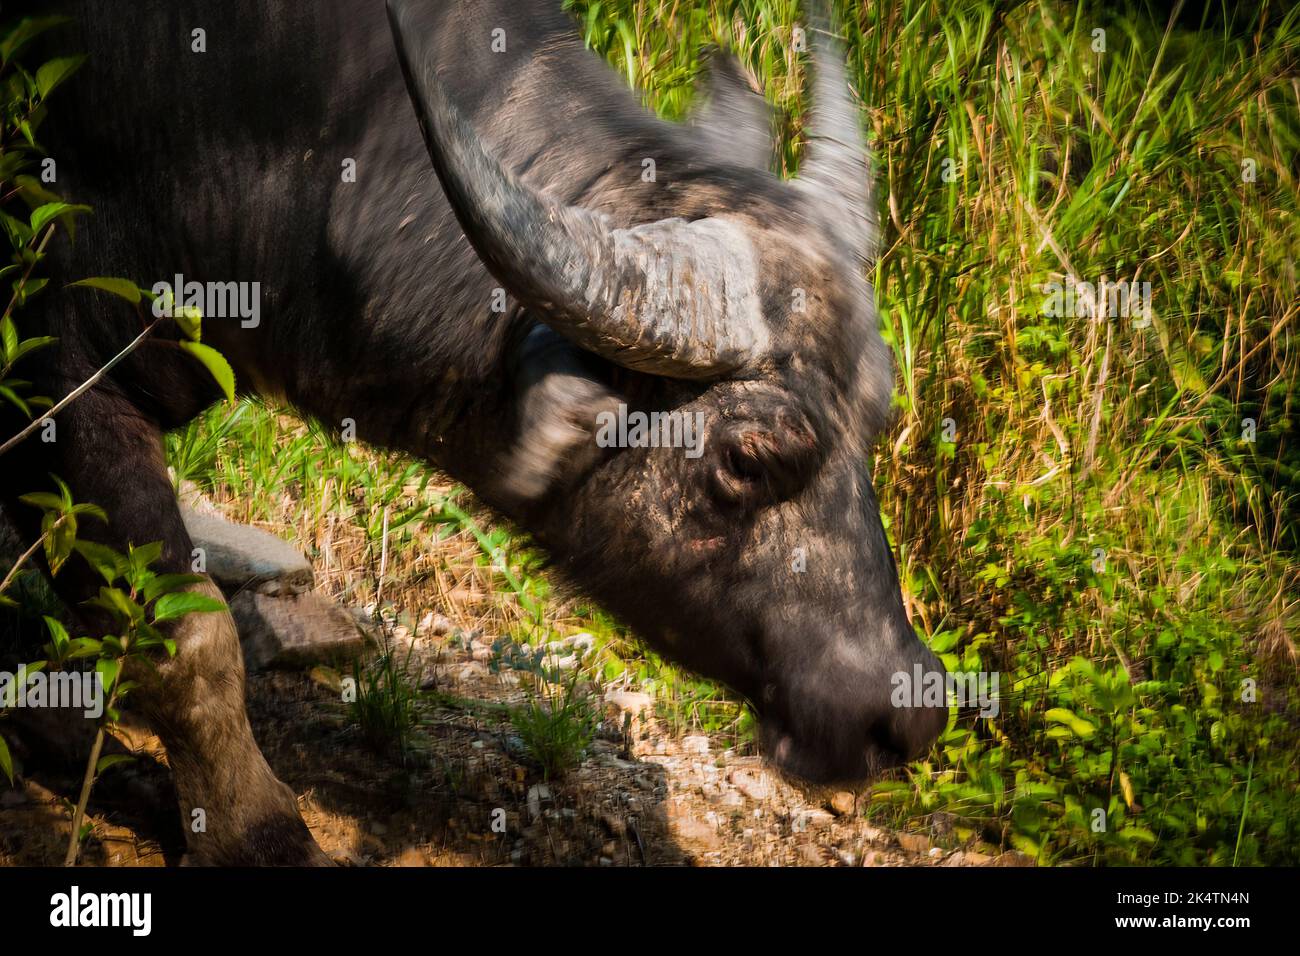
0,638 -> 1028,867
0,493 -> 1028,868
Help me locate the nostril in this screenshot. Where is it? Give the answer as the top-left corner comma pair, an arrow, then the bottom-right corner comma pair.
862,717 -> 910,771
900,697 -> 946,759
871,696 -> 945,765
865,717 -> 896,756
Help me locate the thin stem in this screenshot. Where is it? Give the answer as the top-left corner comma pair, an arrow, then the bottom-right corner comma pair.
0,516 -> 62,596
0,223 -> 55,328
64,684 -> 118,867
0,318 -> 162,458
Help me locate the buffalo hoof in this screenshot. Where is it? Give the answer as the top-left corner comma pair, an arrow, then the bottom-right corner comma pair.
180,816 -> 333,867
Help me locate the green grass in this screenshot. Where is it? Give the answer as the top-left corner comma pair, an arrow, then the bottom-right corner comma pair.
165,0 -> 1298,864
347,642 -> 421,764
509,689 -> 601,781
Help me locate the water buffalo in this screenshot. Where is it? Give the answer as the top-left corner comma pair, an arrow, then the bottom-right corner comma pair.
0,0 -> 946,864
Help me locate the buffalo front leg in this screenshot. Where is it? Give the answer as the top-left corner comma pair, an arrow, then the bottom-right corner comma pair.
7,389 -> 329,865
146,578 -> 330,866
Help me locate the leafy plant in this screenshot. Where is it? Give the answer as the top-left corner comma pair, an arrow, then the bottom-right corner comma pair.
45,540 -> 221,865
495,639 -> 599,779
348,639 -> 421,763
0,13 -> 238,864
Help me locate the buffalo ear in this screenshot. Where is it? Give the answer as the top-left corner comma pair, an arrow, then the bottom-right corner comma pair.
688,50 -> 776,173
498,325 -> 621,504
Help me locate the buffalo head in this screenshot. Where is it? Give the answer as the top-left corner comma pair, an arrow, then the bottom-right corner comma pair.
388,0 -> 946,785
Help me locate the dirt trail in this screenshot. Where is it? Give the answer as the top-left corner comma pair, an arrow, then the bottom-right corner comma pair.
0,625 -> 1026,867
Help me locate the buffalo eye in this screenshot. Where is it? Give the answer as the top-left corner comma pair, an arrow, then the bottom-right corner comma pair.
727,444 -> 766,484
711,410 -> 819,507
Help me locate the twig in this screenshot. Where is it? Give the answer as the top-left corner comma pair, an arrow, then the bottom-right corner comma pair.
64,685 -> 118,866
0,318 -> 163,458
0,224 -> 55,329
0,516 -> 64,596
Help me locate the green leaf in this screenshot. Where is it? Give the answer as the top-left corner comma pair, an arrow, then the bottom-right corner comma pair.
95,754 -> 134,776
0,17 -> 74,66
0,734 -> 12,785
42,614 -> 69,653
151,591 -> 225,623
141,573 -> 206,603
95,657 -> 120,694
68,276 -> 141,304
0,386 -> 32,418
0,314 -> 16,357
179,341 -> 236,404
10,334 -> 58,364
0,211 -> 34,247
175,309 -> 201,341
927,629 -> 962,654
63,637 -> 102,660
68,502 -> 107,522
89,586 -> 143,626
72,539 -> 125,584
43,510 -> 76,575
29,201 -> 90,235
12,276 -> 47,305
18,490 -> 64,512
13,174 -> 63,208
34,55 -> 86,99
127,540 -> 164,578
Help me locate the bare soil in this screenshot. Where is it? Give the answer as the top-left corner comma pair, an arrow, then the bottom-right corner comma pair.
0,629 -> 1026,867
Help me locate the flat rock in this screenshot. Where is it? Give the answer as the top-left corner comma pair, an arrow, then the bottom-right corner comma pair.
181,507 -> 314,594
232,591 -> 369,671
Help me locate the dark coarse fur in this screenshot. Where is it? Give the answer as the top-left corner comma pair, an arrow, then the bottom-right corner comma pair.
0,0 -> 945,864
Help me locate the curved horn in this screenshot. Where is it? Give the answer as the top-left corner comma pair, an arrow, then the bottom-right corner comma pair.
797,2 -> 874,257
387,0 -> 768,379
